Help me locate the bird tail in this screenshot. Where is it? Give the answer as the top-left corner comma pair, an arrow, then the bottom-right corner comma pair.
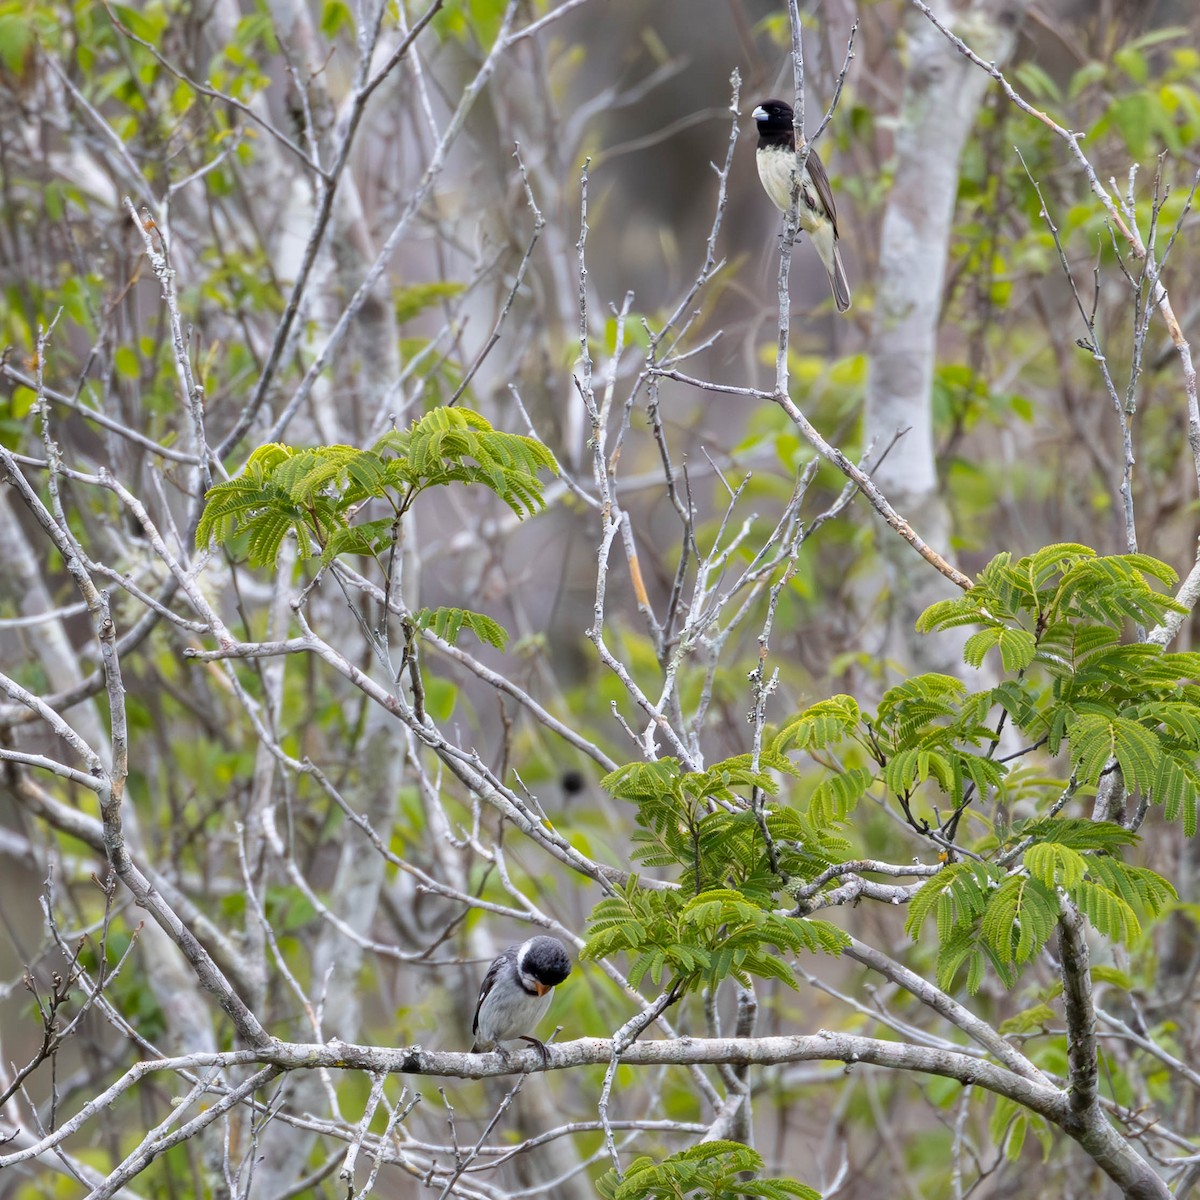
830,244 -> 851,313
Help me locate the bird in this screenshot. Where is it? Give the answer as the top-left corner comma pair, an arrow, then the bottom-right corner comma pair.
752,98 -> 851,313
470,935 -> 572,1061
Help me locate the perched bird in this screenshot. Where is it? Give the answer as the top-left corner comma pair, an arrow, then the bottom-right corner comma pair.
753,98 -> 851,313
470,935 -> 572,1060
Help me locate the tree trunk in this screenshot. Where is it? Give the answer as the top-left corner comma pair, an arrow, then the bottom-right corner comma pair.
864,0 -> 1028,674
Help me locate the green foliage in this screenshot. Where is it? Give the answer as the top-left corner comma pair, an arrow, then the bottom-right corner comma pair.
583,877 -> 845,993
771,546 -> 1190,991
582,757 -> 847,995
412,606 -> 508,650
1086,27 -> 1200,157
916,818 -> 1178,998
918,544 -> 1183,642
0,7 -> 34,74
600,756 -> 849,892
431,0 -> 511,47
596,1141 -> 818,1200
319,0 -> 354,39
773,672 -> 1007,828
990,1095 -> 1055,1164
773,695 -> 861,753
919,545 -> 1200,835
393,280 -> 467,323
999,1003 -> 1057,1035
587,546 -> 1191,996
932,362 -> 1033,439
196,407 -> 558,568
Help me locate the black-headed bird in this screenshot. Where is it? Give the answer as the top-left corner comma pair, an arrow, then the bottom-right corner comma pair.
470,936 -> 572,1061
753,98 -> 851,313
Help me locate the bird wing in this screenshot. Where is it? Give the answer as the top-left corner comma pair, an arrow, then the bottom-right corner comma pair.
472,954 -> 506,1037
804,146 -> 840,239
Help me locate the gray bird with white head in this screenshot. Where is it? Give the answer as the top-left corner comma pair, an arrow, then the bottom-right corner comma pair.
471,935 -> 572,1060
753,98 -> 851,313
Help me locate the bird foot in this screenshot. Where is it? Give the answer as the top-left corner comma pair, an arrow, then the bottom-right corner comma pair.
518,1035 -> 550,1068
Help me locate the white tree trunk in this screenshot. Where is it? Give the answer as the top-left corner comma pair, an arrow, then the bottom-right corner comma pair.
864,0 -> 1027,673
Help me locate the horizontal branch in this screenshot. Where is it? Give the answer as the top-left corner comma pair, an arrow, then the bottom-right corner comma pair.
842,936 -> 1050,1086
0,362 -> 202,464
0,1032 -> 1064,1175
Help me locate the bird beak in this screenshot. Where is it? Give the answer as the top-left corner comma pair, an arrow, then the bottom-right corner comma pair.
752,105 -> 767,121
534,981 -> 549,997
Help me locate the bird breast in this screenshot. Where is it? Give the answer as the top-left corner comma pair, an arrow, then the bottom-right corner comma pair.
757,149 -> 822,234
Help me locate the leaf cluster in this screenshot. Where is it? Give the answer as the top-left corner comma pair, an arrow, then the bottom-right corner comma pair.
773,676 -> 1007,830
596,1140 -> 818,1200
904,819 -> 1175,992
921,544 -> 1200,834
601,756 -> 849,891
410,606 -> 508,651
583,878 -> 845,994
585,548 -> 1192,996
769,546 -> 1190,990
196,407 -> 558,568
774,547 -> 1200,837
583,758 -> 847,994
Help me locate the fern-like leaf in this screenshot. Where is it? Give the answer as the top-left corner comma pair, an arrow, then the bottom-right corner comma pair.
807,767 -> 873,825
1025,842 -> 1086,890
773,695 -> 861,753
962,625 -> 1037,672
1068,713 -> 1160,793
412,606 -> 509,649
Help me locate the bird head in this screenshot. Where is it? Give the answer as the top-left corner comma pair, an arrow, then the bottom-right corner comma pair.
753,99 -> 796,139
517,936 -> 572,995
